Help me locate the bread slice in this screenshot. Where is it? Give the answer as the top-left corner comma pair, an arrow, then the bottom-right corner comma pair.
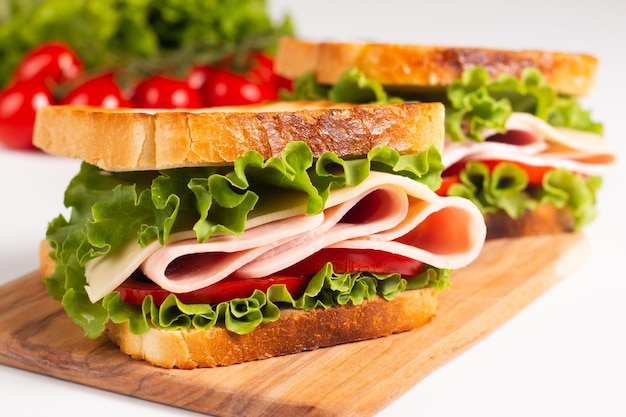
274,37 -> 598,97
33,100 -> 444,172
106,288 -> 438,369
38,240 -> 438,369
485,204 -> 575,240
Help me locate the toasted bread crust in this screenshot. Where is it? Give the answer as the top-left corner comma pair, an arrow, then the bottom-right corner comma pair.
33,101 -> 444,172
106,288 -> 439,369
274,38 -> 598,97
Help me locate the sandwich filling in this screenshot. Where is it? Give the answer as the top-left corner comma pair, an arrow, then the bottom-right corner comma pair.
285,67 -> 616,230
44,142 -> 486,338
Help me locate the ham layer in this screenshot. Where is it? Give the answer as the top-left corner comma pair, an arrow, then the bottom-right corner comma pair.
84,171 -> 486,302
442,112 -> 616,175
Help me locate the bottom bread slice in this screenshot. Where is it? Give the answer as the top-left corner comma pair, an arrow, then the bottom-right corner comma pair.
106,287 -> 439,369
485,204 -> 576,240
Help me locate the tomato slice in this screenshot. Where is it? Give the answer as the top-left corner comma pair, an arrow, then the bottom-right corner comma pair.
278,248 -> 424,277
117,248 -> 424,306
436,175 -> 459,196
117,274 -> 309,306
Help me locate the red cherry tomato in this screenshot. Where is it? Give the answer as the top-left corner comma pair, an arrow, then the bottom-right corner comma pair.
203,67 -> 277,107
249,52 -> 293,93
13,41 -> 83,85
132,75 -> 203,109
187,65 -> 215,91
61,73 -> 132,108
249,52 -> 276,84
0,78 -> 54,149
117,274 -> 309,306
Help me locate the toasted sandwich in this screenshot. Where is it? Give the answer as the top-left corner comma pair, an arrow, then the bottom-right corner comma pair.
274,38 -> 616,239
34,101 -> 486,368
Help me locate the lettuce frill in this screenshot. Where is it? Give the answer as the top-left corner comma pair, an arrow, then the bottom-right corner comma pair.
103,265 -> 449,336
447,162 -> 601,229
44,141 -> 444,338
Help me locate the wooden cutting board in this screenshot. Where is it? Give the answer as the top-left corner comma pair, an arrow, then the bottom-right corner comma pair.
0,233 -> 589,417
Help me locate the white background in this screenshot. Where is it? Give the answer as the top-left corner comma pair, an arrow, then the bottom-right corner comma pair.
1,1 -> 625,415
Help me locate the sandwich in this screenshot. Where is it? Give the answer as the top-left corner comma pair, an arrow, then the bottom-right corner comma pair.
33,101 -> 486,368
274,38 -> 617,239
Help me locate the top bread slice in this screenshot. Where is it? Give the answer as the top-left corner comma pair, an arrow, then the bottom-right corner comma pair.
274,37 -> 598,97
33,100 -> 444,172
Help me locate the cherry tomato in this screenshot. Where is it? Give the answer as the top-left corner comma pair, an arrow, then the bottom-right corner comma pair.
132,75 -> 203,109
202,67 -> 277,107
117,274 -> 309,306
61,73 -> 132,108
0,78 -> 54,149
13,41 -> 83,85
249,52 -> 276,84
249,52 -> 292,92
187,65 -> 215,91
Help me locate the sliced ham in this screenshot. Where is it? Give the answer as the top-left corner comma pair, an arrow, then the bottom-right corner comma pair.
84,171 -> 486,302
442,112 -> 616,175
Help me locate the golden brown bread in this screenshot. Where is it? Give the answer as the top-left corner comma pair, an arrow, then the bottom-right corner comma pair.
32,100 -> 445,172
106,288 -> 438,369
274,37 -> 598,97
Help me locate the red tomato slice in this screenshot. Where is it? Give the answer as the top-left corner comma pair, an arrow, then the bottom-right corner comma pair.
436,175 -> 459,196
117,248 -> 424,306
118,274 -> 310,306
277,248 -> 424,277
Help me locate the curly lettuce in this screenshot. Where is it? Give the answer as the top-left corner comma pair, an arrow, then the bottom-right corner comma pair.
44,141 -> 444,338
446,161 -> 601,229
103,264 -> 450,336
445,67 -> 604,142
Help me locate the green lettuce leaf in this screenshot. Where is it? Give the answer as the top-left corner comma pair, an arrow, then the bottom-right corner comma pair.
445,66 -> 603,141
44,141 -> 442,338
447,161 -> 600,229
281,68 -> 402,104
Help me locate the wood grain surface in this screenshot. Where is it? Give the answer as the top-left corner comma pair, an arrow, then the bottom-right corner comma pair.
0,233 -> 589,417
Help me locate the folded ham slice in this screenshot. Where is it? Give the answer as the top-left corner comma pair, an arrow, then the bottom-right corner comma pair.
84,171 -> 486,302
442,112 -> 616,175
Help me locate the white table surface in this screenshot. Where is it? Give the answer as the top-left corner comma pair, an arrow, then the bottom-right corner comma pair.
1,1 -> 625,416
